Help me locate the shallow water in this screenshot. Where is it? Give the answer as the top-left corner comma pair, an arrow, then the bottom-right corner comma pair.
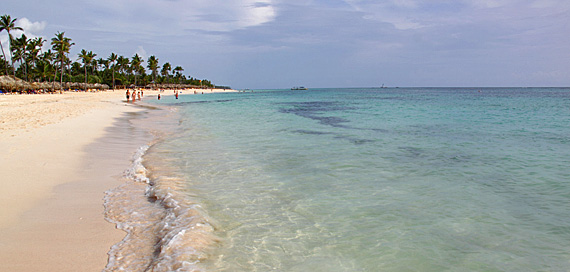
119,88 -> 570,271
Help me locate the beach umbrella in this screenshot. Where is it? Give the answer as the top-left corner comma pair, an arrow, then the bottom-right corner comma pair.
0,75 -> 32,91
0,75 -> 17,91
52,82 -> 62,91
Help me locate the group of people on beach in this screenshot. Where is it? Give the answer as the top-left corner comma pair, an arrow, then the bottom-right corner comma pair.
125,89 -> 143,102
124,89 -> 211,102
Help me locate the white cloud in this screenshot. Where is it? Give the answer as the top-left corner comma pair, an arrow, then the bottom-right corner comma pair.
15,18 -> 47,35
0,18 -> 47,61
342,0 -> 426,30
88,0 -> 277,34
135,46 -> 148,60
363,13 -> 424,30
238,1 -> 276,29
0,17 -> 46,41
181,0 -> 277,31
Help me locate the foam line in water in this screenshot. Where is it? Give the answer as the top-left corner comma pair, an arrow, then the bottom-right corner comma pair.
104,144 -> 219,271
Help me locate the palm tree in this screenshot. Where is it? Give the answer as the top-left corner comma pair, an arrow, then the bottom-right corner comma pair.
35,56 -> 51,82
70,61 -> 82,77
147,55 -> 158,83
0,55 -> 7,73
117,56 -> 129,75
64,57 -> 73,82
12,34 -> 29,80
51,31 -> 74,85
38,49 -> 57,90
96,57 -> 107,75
107,53 -> 118,89
0,14 -> 23,76
161,62 -> 171,83
39,50 -> 54,82
173,66 -> 184,83
131,53 -> 143,86
78,49 -> 96,86
27,37 -> 45,81
116,55 -> 130,86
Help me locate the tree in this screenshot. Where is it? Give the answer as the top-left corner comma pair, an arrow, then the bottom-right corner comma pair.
117,56 -> 129,75
51,31 -> 74,85
96,57 -> 107,75
147,55 -> 158,83
0,55 -> 7,73
115,55 -> 130,85
173,66 -> 184,83
12,34 -> 29,80
39,49 -> 55,82
107,53 -> 118,89
27,37 -> 45,81
161,62 -> 171,83
131,53 -> 143,86
0,14 -> 23,76
78,49 -> 96,86
70,61 -> 82,77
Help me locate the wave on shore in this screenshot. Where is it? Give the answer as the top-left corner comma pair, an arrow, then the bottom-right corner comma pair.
104,144 -> 219,271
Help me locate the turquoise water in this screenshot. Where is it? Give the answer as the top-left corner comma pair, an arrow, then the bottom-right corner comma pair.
142,88 -> 570,271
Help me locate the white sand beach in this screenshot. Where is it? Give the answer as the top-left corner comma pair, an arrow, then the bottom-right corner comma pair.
0,91 -> 140,271
0,88 -> 235,271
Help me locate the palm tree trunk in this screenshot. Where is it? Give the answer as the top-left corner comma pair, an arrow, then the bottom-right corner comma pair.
0,42 -> 7,75
52,69 -> 56,91
112,68 -> 115,89
24,58 -> 28,81
9,37 -> 18,78
60,58 -> 63,85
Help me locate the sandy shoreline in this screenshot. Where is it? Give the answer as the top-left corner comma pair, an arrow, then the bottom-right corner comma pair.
0,88 -> 234,271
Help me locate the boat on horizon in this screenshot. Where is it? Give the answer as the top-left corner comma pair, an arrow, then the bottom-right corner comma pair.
291,86 -> 308,90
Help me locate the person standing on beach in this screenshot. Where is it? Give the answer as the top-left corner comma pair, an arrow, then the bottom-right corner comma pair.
158,94 -> 161,100
126,90 -> 130,102
137,91 -> 141,100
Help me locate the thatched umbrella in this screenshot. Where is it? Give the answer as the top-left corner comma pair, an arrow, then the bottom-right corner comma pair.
0,75 -> 18,91
0,75 -> 32,91
16,80 -> 32,91
93,83 -> 109,90
51,82 -> 62,91
30,82 -> 42,90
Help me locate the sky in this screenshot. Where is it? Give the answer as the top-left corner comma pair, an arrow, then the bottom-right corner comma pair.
3,0 -> 570,89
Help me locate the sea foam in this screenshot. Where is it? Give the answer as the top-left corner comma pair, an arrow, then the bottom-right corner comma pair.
104,144 -> 218,271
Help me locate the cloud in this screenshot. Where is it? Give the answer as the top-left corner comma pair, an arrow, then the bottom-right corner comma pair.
0,17 -> 47,61
85,0 -> 277,35
180,0 -> 277,32
3,0 -> 569,87
0,17 -> 46,40
15,18 -> 47,35
135,46 -> 148,60
12,17 -> 47,39
469,0 -> 513,9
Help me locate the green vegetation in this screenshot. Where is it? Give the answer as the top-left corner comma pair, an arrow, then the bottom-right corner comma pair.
0,14 -> 216,90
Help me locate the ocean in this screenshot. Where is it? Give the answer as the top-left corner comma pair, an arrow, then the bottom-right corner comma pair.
105,88 -> 570,271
